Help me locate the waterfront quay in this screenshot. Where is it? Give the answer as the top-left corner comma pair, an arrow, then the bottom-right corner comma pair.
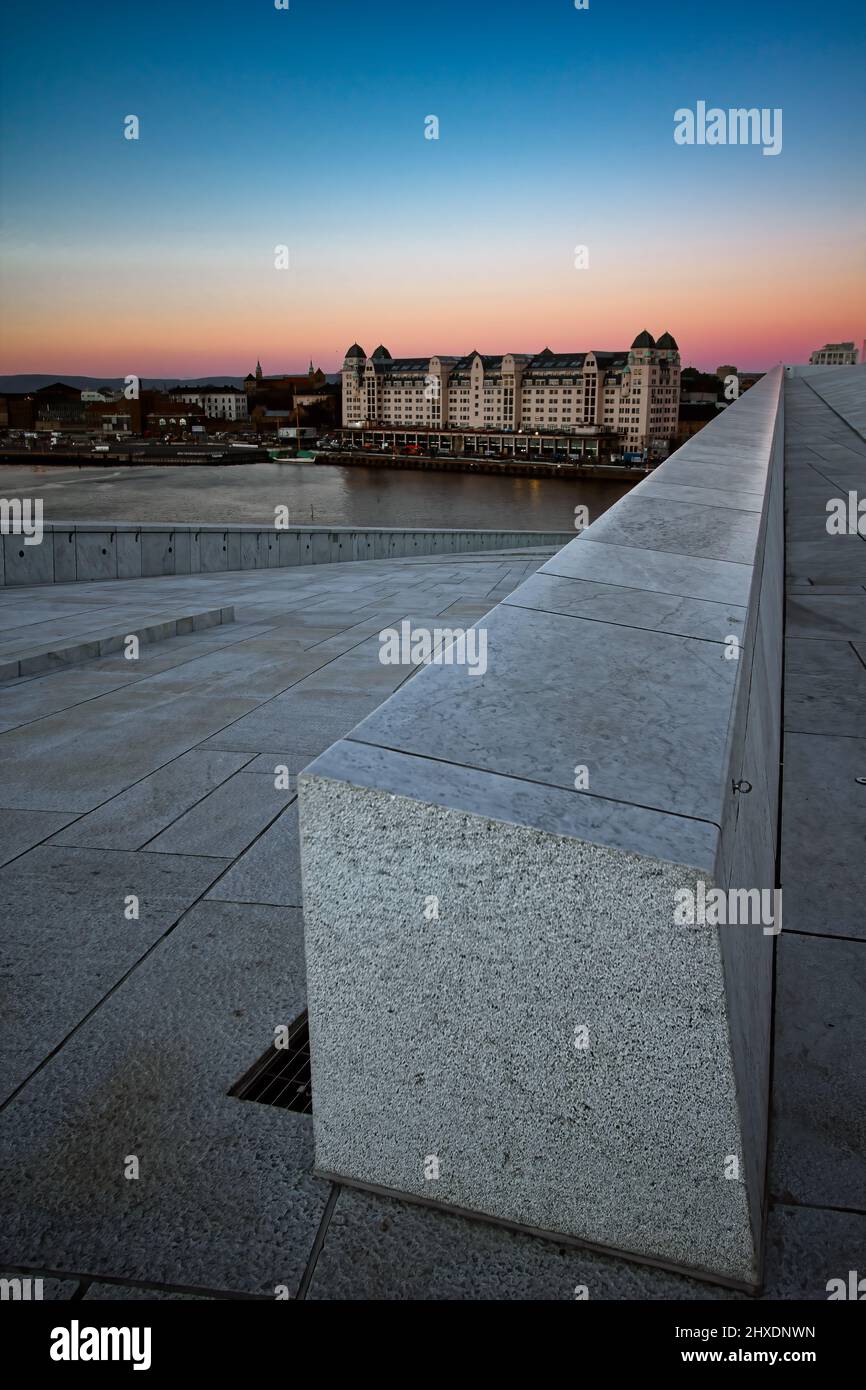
0,435 -> 644,480
317,444 -> 644,482
332,421 -> 643,463
0,443 -> 273,467
0,366 -> 863,1300
0,443 -> 645,482
307,421 -> 652,481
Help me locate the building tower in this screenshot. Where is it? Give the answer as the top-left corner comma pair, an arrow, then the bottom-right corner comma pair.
341,343 -> 367,426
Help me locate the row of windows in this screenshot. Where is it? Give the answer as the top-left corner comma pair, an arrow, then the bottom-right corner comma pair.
348,387 -> 683,406
375,405 -> 600,417
368,404 -> 674,425
359,379 -> 675,395
355,367 -> 677,386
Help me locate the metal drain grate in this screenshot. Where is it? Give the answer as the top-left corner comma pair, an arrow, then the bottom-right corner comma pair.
229,1011 -> 312,1113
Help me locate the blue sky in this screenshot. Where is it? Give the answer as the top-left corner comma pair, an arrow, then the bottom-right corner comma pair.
1,0 -> 864,373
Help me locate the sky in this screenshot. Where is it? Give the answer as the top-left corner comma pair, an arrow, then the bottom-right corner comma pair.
0,0 -> 864,376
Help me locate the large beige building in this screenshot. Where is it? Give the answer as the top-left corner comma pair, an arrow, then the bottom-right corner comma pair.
342,331 -> 680,454
809,341 -> 859,366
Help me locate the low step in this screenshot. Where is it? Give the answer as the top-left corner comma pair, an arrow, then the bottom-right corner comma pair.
0,605 -> 235,683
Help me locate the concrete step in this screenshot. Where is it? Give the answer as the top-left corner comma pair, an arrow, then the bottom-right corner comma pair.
0,605 -> 235,683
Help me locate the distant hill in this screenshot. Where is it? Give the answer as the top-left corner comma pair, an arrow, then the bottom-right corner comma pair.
0,372 -> 342,392
0,375 -> 247,392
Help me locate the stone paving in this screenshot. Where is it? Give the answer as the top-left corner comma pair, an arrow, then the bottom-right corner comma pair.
769,376 -> 865,1286
0,429 -> 863,1302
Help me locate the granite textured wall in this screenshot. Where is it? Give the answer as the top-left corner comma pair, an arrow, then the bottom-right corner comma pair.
0,525 -> 572,588
299,369 -> 785,1288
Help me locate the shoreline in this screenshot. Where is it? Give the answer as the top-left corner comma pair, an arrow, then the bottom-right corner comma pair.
0,448 -> 648,483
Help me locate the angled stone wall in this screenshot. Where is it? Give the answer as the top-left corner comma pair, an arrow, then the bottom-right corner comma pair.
0,525 -> 572,588
299,369 -> 785,1288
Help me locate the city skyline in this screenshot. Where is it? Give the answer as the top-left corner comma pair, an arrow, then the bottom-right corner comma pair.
1,0 -> 864,376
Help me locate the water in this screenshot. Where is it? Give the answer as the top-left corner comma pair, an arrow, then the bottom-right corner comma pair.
0,460 -> 631,530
